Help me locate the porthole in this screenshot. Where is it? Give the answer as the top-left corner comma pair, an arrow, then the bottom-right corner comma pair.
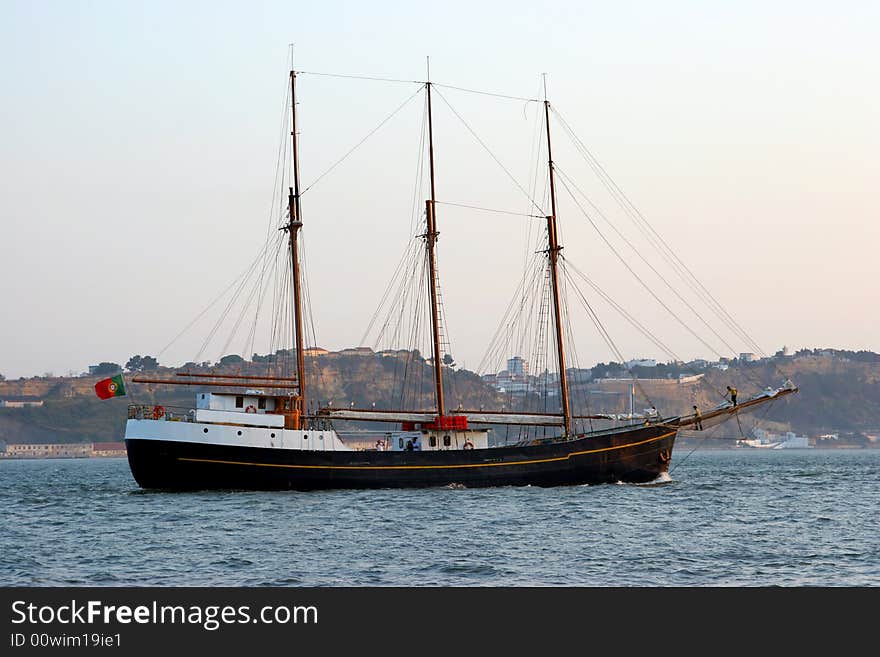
203,428 -> 208,433
443,435 -> 451,446
271,433 -> 276,438
303,434 -> 308,440
399,438 -> 404,448
429,436 -> 437,447
237,431 -> 242,436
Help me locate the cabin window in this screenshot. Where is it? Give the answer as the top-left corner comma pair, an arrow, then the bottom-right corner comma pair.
443,435 -> 451,447
258,398 -> 266,410
235,396 -> 243,408
399,438 -> 404,449
429,436 -> 437,447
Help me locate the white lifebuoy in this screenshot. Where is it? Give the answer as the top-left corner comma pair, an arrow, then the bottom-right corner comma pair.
463,440 -> 474,450
245,405 -> 257,413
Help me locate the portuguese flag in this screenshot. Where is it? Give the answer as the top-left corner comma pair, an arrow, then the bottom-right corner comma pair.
94,374 -> 126,400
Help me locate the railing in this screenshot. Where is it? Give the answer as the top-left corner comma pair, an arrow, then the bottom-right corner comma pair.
127,404 -> 195,422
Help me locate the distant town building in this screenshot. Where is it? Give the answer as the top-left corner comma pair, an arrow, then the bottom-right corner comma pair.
625,358 -> 657,368
1,443 -> 91,458
91,442 -> 127,457
567,368 -> 593,383
0,442 -> 127,458
336,347 -> 375,357
506,356 -> 529,377
378,349 -> 411,358
0,396 -> 44,408
302,347 -> 329,356
739,352 -> 756,362
751,428 -> 811,449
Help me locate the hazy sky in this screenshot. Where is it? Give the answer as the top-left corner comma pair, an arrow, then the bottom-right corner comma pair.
1,0 -> 878,379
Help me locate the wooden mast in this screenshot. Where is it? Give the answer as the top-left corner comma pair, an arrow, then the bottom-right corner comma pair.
288,69 -> 307,424
425,66 -> 446,417
543,85 -> 572,436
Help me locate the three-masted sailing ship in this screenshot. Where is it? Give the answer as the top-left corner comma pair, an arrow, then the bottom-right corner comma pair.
123,65 -> 797,490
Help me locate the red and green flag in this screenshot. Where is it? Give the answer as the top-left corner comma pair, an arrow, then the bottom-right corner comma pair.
94,374 -> 126,400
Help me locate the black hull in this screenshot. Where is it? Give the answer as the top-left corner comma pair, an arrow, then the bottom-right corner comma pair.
125,424 -> 676,491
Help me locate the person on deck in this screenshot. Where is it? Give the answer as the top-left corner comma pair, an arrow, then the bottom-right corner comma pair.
727,386 -> 738,407
693,405 -> 703,431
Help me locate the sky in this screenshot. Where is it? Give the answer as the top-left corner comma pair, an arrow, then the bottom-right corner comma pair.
1,0 -> 878,379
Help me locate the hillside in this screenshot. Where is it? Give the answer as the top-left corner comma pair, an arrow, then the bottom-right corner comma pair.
0,348 -> 877,445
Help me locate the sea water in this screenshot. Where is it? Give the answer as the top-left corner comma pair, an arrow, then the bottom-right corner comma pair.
1,449 -> 877,586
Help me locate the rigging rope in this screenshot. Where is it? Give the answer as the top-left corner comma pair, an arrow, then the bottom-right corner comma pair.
669,398 -> 779,475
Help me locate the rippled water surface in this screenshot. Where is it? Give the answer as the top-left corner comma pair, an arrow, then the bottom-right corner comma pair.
1,449 -> 877,586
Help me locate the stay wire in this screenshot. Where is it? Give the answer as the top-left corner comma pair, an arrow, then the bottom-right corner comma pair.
297,70 -> 421,85
434,200 -> 544,219
560,263 -> 655,410
555,165 -> 746,361
555,174 -> 729,363
552,107 -> 766,357
301,85 -> 425,196
432,82 -> 540,103
432,86 -> 546,217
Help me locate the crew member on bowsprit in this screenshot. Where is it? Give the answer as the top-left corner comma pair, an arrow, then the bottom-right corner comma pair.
726,386 -> 738,407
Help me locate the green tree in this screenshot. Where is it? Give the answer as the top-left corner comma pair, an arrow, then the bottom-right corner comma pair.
125,355 -> 158,371
219,354 -> 244,366
92,362 -> 122,376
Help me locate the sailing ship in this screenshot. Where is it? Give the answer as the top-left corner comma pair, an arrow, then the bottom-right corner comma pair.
123,65 -> 797,490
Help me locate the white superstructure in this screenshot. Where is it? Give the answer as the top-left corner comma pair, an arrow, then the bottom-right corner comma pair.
125,391 -> 352,451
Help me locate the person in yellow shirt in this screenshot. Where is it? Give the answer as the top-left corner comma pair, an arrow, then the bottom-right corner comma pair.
726,386 -> 738,407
